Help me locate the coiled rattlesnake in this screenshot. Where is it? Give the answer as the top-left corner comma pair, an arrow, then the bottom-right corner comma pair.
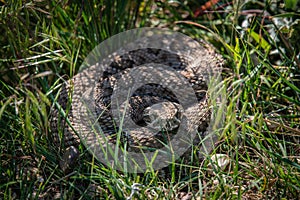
50,28 -> 223,172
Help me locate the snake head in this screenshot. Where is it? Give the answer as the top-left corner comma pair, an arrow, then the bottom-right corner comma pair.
143,102 -> 182,132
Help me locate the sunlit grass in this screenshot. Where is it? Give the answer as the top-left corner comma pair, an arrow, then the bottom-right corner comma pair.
1,0 -> 299,199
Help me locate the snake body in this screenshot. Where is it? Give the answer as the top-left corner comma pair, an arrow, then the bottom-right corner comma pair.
50,29 -> 223,171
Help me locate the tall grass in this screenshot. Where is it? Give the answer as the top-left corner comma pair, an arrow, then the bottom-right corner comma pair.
1,0 -> 299,199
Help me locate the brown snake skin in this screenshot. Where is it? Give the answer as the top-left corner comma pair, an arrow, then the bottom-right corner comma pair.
50,30 -> 224,170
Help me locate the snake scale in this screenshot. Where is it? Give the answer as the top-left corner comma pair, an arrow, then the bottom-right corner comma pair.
50,29 -> 223,171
